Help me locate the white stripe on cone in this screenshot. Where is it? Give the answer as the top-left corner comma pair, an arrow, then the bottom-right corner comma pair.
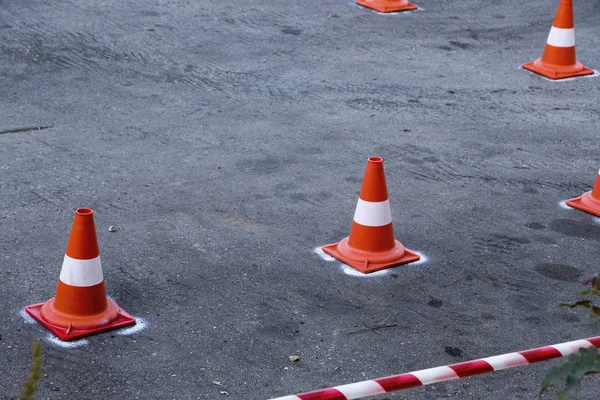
335,381 -> 385,399
546,26 -> 575,47
553,340 -> 593,356
483,353 -> 528,370
353,199 -> 392,227
411,366 -> 459,385
59,255 -> 104,287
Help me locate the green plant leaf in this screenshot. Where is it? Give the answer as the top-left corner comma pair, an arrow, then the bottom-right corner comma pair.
19,341 -> 42,400
560,300 -> 600,319
579,289 -> 600,297
540,347 -> 600,399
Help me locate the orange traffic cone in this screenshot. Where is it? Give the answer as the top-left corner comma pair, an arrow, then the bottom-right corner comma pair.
25,208 -> 135,340
357,0 -> 418,13
522,0 -> 593,80
322,157 -> 420,273
566,170 -> 600,217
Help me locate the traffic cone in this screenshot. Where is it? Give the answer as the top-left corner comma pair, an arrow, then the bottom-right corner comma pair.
566,170 -> 600,217
322,157 -> 420,273
25,208 -> 135,341
522,0 -> 593,80
357,0 -> 418,13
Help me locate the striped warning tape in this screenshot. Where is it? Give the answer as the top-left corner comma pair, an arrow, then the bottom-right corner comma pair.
269,336 -> 600,400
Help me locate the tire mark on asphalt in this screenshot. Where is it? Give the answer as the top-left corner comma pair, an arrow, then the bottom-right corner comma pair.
6,19 -> 152,70
473,234 -> 531,255
407,305 -> 480,327
347,323 -> 397,335
218,210 -> 265,231
467,269 -> 540,294
23,186 -> 67,208
93,202 -> 126,213
374,142 -> 588,193
233,8 -> 295,30
409,169 -> 589,192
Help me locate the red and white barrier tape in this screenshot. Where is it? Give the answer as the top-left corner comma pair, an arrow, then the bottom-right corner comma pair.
269,336 -> 600,400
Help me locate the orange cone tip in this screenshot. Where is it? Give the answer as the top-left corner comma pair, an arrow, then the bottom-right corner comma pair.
25,208 -> 135,341
322,157 -> 420,273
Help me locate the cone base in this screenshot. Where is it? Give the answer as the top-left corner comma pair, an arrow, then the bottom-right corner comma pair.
566,192 -> 600,218
356,0 -> 418,13
25,299 -> 135,341
322,238 -> 420,273
522,59 -> 594,80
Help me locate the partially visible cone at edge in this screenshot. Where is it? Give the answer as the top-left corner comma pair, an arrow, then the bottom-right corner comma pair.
322,157 -> 420,273
357,0 -> 418,13
25,208 -> 135,341
522,0 -> 593,80
566,170 -> 600,217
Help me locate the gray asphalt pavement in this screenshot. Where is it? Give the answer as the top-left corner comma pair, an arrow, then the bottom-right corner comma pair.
1,0 -> 600,399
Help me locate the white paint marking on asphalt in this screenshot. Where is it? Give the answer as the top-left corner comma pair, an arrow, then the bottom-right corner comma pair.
313,246 -> 336,262
19,309 -> 37,324
115,317 -> 148,336
558,201 -> 572,210
45,334 -> 89,349
412,251 -> 429,265
340,264 -> 389,278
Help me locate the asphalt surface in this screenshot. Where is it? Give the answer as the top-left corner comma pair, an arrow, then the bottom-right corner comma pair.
1,0 -> 600,399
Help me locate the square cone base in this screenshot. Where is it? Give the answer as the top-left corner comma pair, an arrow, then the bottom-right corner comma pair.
522,61 -> 594,80
322,242 -> 420,273
25,303 -> 136,341
357,0 -> 418,13
565,196 -> 600,218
